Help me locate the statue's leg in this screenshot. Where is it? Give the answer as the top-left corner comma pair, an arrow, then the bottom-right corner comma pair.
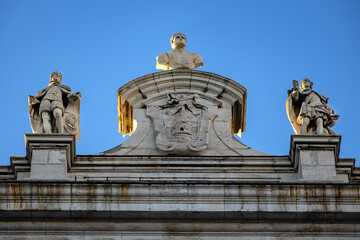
42,112 -> 52,133
300,117 -> 310,134
316,118 -> 324,135
53,108 -> 64,133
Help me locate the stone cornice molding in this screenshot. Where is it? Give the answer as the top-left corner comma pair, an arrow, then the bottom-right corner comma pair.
1,182 -> 360,221
118,69 -> 247,108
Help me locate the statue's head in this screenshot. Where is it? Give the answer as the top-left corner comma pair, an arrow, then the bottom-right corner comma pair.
170,33 -> 186,49
49,71 -> 62,85
300,78 -> 313,91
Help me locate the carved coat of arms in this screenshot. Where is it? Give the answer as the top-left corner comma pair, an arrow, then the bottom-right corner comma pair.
147,93 -> 217,154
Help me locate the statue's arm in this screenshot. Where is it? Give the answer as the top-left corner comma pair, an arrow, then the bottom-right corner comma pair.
193,53 -> 203,68
156,52 -> 170,70
35,86 -> 49,99
59,84 -> 72,95
28,95 -> 40,105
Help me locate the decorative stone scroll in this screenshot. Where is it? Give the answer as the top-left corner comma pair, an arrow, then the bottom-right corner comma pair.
147,93 -> 217,154
28,71 -> 81,140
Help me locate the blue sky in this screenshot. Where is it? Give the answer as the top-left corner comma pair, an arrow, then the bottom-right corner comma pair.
0,0 -> 359,166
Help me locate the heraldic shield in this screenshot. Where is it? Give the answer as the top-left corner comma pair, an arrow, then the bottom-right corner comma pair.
147,93 -> 217,154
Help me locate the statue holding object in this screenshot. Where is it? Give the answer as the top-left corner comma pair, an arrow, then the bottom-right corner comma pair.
28,71 -> 81,140
286,78 -> 339,135
156,33 -> 203,70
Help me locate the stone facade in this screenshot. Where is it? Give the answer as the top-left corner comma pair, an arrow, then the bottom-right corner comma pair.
1,69 -> 360,239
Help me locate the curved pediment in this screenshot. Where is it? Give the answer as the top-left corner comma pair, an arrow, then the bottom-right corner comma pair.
118,69 -> 246,108
100,69 -> 271,156
117,69 -> 246,137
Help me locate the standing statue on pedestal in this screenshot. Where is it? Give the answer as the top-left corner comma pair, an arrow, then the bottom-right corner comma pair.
28,71 -> 81,140
156,33 -> 203,70
286,78 -> 339,135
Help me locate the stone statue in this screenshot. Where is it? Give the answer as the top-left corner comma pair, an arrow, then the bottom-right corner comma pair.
286,78 -> 339,135
28,71 -> 81,140
156,33 -> 203,70
147,93 -> 217,154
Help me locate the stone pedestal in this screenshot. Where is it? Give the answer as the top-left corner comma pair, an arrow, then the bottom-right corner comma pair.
290,135 -> 347,182
26,134 -> 76,180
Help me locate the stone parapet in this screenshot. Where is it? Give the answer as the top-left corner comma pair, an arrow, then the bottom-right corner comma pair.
70,155 -> 295,182
2,134 -> 360,182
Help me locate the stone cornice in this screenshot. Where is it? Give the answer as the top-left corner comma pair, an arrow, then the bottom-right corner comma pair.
118,69 -> 247,108
1,182 -> 360,221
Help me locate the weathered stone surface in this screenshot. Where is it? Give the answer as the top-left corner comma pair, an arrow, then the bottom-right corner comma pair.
1,222 -> 360,239
1,182 -> 360,238
1,182 -> 360,216
290,135 -> 348,182
26,134 -> 75,180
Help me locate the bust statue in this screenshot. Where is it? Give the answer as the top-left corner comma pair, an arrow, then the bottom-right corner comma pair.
286,78 -> 339,135
156,33 -> 203,70
28,71 -> 81,140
